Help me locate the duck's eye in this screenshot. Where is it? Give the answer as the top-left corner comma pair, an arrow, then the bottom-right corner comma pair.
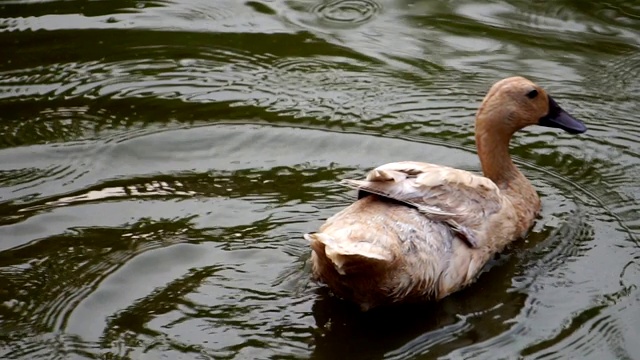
526,89 -> 539,99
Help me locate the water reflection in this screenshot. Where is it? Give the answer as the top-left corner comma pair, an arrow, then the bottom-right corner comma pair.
310,262 -> 528,359
1,0 -> 639,359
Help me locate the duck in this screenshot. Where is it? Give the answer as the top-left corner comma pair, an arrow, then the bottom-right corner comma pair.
304,76 -> 587,311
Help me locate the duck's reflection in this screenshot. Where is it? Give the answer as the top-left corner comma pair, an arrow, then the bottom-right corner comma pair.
309,252 -> 529,359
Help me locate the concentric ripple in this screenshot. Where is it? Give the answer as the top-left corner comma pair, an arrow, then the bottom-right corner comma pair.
313,0 -> 381,25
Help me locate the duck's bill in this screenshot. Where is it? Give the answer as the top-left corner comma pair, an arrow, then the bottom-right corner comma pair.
539,96 -> 587,134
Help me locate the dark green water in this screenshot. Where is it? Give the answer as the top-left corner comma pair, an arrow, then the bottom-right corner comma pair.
1,0 -> 639,359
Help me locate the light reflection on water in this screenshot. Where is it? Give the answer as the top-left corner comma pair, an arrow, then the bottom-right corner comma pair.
0,0 -> 639,359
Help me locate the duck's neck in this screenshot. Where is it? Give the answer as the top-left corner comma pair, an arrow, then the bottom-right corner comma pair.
475,122 -> 541,235
475,125 -> 519,185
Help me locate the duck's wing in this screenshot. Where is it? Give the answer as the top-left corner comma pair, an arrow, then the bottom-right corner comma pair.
342,161 -> 509,249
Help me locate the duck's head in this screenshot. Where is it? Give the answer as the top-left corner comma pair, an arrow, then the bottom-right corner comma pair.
476,76 -> 587,135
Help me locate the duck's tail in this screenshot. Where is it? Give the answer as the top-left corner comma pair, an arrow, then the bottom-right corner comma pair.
304,232 -> 393,275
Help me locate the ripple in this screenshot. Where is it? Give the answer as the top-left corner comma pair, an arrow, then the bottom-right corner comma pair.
0,332 -> 95,360
0,216 -> 198,350
0,166 -> 71,190
313,0 -> 381,26
0,126 -> 164,214
518,213 -> 593,284
430,1 -> 638,71
0,39 -> 475,140
0,0 -> 286,33
1,0 -> 640,358
593,2 -> 640,29
520,307 -> 631,359
17,180 -> 197,216
0,121 -> 637,359
0,105 -> 102,148
0,123 -> 472,219
271,57 -> 338,72
588,50 -> 640,102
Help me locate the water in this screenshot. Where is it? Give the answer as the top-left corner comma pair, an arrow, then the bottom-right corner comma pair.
1,0 -> 639,359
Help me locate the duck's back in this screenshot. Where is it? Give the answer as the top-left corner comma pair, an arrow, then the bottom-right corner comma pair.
306,161 -> 519,310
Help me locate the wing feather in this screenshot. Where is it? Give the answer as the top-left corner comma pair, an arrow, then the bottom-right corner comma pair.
342,161 -> 507,248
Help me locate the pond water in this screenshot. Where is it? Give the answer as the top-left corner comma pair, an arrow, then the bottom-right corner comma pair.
1,0 -> 639,359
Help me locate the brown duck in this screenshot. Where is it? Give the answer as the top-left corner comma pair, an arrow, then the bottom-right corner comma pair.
305,77 -> 587,311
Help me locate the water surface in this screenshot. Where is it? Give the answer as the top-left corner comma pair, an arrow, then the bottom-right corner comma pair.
1,0 -> 639,359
